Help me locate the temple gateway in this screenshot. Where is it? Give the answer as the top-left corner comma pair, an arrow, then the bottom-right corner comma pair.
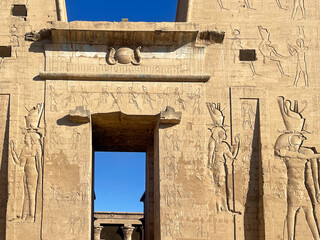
1,0 -> 320,239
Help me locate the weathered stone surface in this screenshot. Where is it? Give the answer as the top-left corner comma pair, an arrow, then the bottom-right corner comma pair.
70,106 -> 91,123
159,106 -> 182,125
2,0 -> 320,239
121,226 -> 136,240
93,224 -> 103,240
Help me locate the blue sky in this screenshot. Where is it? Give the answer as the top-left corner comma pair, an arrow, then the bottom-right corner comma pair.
94,152 -> 146,212
65,0 -> 177,213
66,0 -> 178,22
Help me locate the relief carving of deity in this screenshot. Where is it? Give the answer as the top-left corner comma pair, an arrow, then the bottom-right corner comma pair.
9,103 -> 43,222
10,132 -> 42,222
275,96 -> 320,239
207,102 -> 240,213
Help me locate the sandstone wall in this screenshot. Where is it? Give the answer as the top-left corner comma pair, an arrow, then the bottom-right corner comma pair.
0,0 -> 320,239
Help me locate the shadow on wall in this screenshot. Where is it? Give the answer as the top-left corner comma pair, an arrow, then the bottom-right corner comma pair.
57,115 -> 85,127
244,103 -> 262,240
0,99 -> 9,240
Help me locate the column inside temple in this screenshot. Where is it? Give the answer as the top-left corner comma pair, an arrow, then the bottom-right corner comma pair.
139,226 -> 144,240
94,224 -> 104,240
121,226 -> 135,240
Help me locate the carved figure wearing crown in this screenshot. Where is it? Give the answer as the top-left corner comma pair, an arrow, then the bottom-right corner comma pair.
275,96 -> 320,240
207,102 -> 240,213
9,103 -> 43,223
24,103 -> 44,130
10,131 -> 42,222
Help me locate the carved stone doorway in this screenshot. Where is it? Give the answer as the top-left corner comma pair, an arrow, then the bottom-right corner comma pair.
91,112 -> 160,240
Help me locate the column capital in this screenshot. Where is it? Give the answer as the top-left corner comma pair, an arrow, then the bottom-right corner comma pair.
121,226 -> 135,240
94,225 -> 104,240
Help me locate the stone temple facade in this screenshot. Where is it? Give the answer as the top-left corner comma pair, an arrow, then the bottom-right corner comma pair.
1,0 -> 320,239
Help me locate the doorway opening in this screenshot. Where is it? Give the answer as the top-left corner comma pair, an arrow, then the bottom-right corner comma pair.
94,151 -> 146,212
91,112 -> 160,240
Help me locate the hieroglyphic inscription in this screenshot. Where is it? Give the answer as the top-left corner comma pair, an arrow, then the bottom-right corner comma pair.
258,26 -> 288,77
110,87 -> 122,110
174,88 -> 186,111
288,27 -> 309,87
162,129 -> 181,152
217,0 -> 228,10
231,27 -> 257,75
188,88 -> 201,114
164,154 -> 178,180
291,0 -> 306,19
242,101 -> 256,130
165,213 -> 184,237
128,86 -> 140,110
141,86 -> 155,110
276,0 -> 288,9
96,86 -> 109,108
80,87 -> 91,110
230,97 -> 260,239
59,84 -> 202,115
0,58 -> 4,70
46,150 -> 81,203
48,85 -> 59,112
9,24 -> 19,58
157,87 -> 169,109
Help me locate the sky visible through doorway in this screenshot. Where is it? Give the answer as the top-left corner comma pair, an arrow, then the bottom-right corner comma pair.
65,0 -> 177,212
94,152 -> 146,212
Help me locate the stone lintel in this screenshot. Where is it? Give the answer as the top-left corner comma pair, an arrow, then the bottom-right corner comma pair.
94,212 -> 143,226
51,21 -> 199,46
40,72 -> 210,82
